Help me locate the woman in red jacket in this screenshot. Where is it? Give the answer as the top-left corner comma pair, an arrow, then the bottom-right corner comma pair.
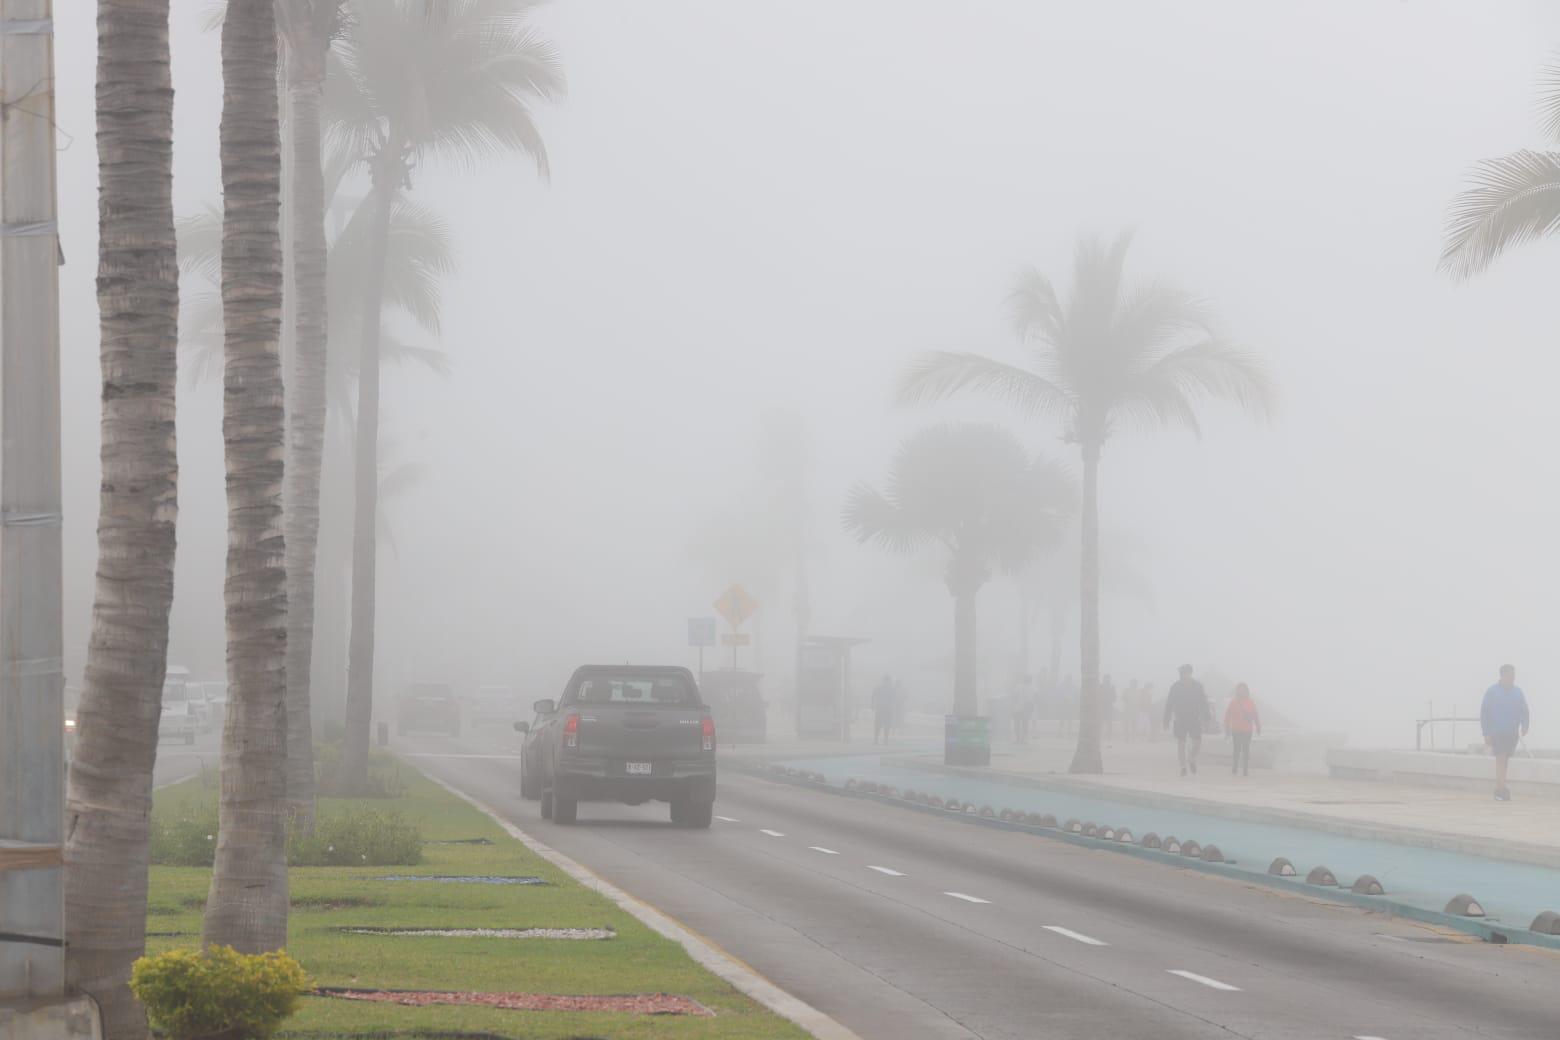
1224,683 -> 1261,777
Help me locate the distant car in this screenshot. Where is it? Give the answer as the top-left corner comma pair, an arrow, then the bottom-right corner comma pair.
526,665 -> 716,827
397,682 -> 461,736
469,684 -> 517,726
158,698 -> 197,745
698,670 -> 767,744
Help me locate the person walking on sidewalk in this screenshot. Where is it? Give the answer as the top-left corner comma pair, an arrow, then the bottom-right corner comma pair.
1480,664 -> 1530,802
1224,683 -> 1262,776
1164,664 -> 1211,776
871,675 -> 895,745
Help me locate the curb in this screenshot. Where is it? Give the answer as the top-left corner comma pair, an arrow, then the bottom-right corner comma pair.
895,757 -> 1560,870
420,771 -> 864,1040
728,762 -> 1560,953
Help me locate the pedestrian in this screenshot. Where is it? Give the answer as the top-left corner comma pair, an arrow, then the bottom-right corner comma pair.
871,674 -> 894,745
1223,683 -> 1261,776
1163,664 -> 1211,776
1100,674 -> 1118,742
1480,664 -> 1530,802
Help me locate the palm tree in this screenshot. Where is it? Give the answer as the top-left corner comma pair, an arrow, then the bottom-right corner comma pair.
63,3 -> 180,1034
901,234 -> 1271,773
843,425 -> 1074,724
1440,57 -> 1560,277
329,0 -> 562,789
277,0 -> 346,833
203,0 -> 290,955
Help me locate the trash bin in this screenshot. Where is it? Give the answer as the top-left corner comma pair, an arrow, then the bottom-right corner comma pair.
944,715 -> 990,766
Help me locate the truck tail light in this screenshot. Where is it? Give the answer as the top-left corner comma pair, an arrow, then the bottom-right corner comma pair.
702,716 -> 715,752
564,713 -> 579,749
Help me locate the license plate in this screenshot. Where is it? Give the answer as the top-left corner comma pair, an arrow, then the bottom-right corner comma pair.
625,762 -> 652,775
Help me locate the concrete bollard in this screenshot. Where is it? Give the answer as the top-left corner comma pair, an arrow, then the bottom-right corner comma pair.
1161,835 -> 1181,854
1082,823 -> 1099,837
1200,844 -> 1225,863
1351,875 -> 1386,896
1306,866 -> 1339,887
1099,826 -> 1117,841
1528,911 -> 1559,935
1065,818 -> 1083,833
1039,814 -> 1058,828
1444,894 -> 1486,917
1140,832 -> 1162,850
1116,829 -> 1134,844
1180,840 -> 1203,858
1268,857 -> 1297,877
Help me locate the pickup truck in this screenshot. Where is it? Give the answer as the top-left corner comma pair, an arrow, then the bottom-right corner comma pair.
517,665 -> 716,828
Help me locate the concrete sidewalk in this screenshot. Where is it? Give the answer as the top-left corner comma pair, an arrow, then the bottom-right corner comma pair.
725,726 -> 1560,869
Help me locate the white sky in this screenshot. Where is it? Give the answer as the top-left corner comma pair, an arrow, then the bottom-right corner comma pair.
50,1 -> 1560,746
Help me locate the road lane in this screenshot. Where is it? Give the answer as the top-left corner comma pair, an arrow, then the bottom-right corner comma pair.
403,734 -> 1559,1040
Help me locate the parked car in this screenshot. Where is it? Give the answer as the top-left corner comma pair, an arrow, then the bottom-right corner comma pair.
515,697 -> 553,801
161,667 -> 204,740
524,665 -> 716,827
158,698 -> 197,745
397,682 -> 461,736
698,669 -> 767,744
196,681 -> 229,731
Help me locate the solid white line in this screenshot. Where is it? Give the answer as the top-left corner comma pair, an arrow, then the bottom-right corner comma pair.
759,829 -> 786,838
944,891 -> 990,904
809,846 -> 840,855
867,865 -> 905,876
714,815 -> 740,823
1167,970 -> 1241,992
1043,925 -> 1108,946
1353,1036 -> 1390,1040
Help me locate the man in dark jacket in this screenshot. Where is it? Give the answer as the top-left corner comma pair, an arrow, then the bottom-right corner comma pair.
1163,664 -> 1210,776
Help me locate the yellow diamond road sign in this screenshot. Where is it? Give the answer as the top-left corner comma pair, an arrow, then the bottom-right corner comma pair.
714,584 -> 758,630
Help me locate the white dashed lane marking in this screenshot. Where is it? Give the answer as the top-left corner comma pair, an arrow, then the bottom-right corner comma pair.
809,846 -> 840,855
867,866 -> 905,876
1043,925 -> 1108,946
944,892 -> 990,904
714,815 -> 739,823
1167,970 -> 1241,992
759,829 -> 785,838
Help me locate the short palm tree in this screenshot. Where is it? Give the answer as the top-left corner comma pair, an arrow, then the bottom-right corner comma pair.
203,0 -> 290,955
329,0 -> 562,790
901,234 -> 1271,773
1440,57 -> 1560,277
64,2 -> 180,1034
843,424 -> 1075,721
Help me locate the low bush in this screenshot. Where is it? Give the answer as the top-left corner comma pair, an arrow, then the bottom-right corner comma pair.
288,807 -> 422,867
130,945 -> 309,1040
149,801 -> 422,868
313,742 -> 406,799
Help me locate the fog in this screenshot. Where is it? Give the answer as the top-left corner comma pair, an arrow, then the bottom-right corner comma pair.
53,1 -> 1560,751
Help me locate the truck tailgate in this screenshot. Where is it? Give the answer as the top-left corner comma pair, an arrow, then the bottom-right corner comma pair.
577,707 -> 706,759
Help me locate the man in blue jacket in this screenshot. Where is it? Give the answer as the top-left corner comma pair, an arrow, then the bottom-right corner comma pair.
1480,664 -> 1531,802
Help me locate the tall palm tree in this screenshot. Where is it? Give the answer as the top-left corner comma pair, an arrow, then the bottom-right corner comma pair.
63,3 -> 180,1034
204,0 -> 290,955
329,0 -> 562,789
1440,57 -> 1560,277
901,234 -> 1270,773
843,425 -> 1074,723
277,0 -> 346,833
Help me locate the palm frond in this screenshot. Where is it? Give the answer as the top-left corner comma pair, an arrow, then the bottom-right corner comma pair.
1539,56 -> 1560,144
841,483 -> 932,556
898,351 -> 1074,423
1114,339 -> 1274,437
1006,265 -> 1065,344
1439,149 -> 1560,278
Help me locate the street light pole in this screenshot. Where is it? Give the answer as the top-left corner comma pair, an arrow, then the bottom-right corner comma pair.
0,0 -> 65,1003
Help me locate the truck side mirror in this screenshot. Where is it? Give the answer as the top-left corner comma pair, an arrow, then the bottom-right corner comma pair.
513,721 -> 530,734
532,698 -> 556,716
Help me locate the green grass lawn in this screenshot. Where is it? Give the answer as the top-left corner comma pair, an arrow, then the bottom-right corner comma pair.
149,766 -> 808,1040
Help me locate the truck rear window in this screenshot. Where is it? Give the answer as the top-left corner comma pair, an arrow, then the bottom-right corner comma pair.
574,675 -> 696,706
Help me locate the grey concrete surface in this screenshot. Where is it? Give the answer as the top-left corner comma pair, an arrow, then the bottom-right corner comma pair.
402,730 -> 1560,1039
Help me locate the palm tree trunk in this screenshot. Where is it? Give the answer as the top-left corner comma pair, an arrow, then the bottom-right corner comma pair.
1069,447 -> 1104,774
205,0 -> 290,954
63,3 -> 179,1032
281,13 -> 330,834
341,150 -> 398,792
953,586 -> 978,718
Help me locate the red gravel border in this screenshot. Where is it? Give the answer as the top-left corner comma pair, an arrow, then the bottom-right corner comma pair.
318,988 -> 712,1016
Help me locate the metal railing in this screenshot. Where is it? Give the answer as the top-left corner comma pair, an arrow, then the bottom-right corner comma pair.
1415,714 -> 1480,751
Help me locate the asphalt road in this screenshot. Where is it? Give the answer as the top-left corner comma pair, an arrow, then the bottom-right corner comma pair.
151,728 -> 221,789
401,730 -> 1558,1040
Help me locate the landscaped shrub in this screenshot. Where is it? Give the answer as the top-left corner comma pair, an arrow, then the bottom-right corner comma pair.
150,802 -> 422,868
288,807 -> 423,867
130,946 -> 309,1040
313,741 -> 406,799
